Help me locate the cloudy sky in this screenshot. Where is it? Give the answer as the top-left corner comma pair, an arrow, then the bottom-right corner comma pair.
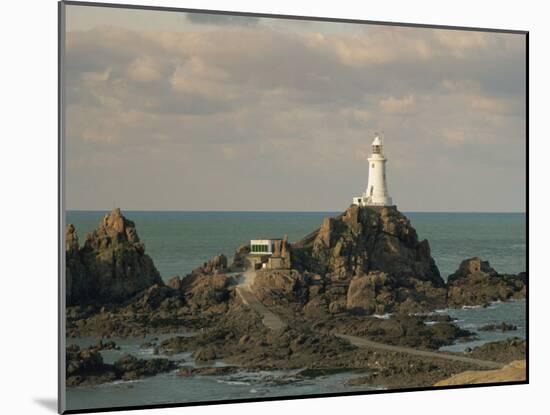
64,5 -> 526,212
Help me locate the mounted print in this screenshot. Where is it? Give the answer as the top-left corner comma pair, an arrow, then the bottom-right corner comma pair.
58,1 -> 528,413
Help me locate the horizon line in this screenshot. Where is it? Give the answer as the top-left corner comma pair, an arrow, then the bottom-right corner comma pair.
66,208 -> 527,214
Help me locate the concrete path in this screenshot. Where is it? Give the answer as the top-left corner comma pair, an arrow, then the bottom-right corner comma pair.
236,284 -> 287,331
334,333 -> 503,369
232,267 -> 502,369
234,267 -> 287,331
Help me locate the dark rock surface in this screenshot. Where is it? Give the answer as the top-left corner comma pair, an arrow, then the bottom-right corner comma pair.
447,258 -> 526,307
66,344 -> 177,387
465,338 -> 526,363
293,206 -> 443,283
192,254 -> 228,275
479,322 -> 518,332
66,208 -> 163,305
278,205 -> 448,314
312,314 -> 475,350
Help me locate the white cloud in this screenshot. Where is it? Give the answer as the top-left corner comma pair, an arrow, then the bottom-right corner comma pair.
64,14 -> 526,211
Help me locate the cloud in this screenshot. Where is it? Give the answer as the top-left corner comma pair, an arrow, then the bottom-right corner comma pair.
64,14 -> 526,211
379,95 -> 417,114
127,56 -> 164,82
185,12 -> 260,26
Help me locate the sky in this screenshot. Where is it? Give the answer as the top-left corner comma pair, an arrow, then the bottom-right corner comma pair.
64,4 -> 527,212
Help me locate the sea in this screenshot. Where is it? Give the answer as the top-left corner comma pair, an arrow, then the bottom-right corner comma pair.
65,211 -> 527,411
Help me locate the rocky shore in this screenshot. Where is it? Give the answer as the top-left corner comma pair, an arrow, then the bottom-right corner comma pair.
66,343 -> 177,387
65,207 -> 526,389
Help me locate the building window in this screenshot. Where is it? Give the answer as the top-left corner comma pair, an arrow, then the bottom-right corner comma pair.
371,163 -> 374,168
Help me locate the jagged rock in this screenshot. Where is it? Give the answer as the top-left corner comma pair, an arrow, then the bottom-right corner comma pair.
293,206 -> 442,286
447,258 -> 526,307
252,269 -> 308,306
66,208 -> 163,305
293,206 -> 442,283
66,344 -> 177,387
167,276 -> 182,290
114,354 -> 176,380
194,254 -> 228,275
182,273 -> 233,312
66,224 -> 92,305
346,271 -> 396,315
289,205 -> 445,314
231,244 -> 251,269
466,338 -> 526,363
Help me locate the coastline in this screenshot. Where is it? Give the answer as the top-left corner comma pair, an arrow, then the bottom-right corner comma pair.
64,207 -> 527,409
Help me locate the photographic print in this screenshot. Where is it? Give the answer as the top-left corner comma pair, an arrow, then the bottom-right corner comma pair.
59,1 -> 528,413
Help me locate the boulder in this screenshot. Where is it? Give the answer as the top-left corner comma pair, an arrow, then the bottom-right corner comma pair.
346,272 -> 395,315
252,269 -> 308,306
447,258 -> 526,307
167,276 -> 182,290
113,354 -> 176,380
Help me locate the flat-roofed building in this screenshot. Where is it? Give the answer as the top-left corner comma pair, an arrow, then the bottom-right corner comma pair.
249,239 -> 280,255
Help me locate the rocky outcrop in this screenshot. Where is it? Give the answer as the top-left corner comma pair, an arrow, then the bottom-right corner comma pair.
479,322 -> 517,332
66,224 -> 92,305
180,273 -> 233,313
293,206 -> 442,284
192,254 -> 228,275
66,344 -> 177,387
447,258 -> 526,307
231,244 -> 250,269
66,208 -> 163,305
252,269 -> 309,307
290,205 -> 446,314
434,360 -> 526,386
466,338 -> 526,363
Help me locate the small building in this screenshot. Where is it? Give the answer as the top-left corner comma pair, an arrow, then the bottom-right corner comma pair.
249,239 -> 280,255
248,237 -> 291,270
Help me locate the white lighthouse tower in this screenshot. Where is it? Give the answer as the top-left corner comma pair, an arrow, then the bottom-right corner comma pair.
352,135 -> 394,207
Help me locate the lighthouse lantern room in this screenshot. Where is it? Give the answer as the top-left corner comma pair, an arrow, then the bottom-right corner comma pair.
352,135 -> 394,207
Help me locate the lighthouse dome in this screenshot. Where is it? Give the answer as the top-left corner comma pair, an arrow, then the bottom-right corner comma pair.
372,135 -> 382,146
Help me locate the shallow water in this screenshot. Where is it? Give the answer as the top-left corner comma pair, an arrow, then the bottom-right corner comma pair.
438,299 -> 526,352
66,346 -> 378,411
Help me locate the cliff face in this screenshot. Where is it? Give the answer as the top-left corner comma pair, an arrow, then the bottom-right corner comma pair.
66,208 -> 163,305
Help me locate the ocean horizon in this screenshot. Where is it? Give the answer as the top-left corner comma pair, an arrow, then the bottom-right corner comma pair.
66,210 -> 526,281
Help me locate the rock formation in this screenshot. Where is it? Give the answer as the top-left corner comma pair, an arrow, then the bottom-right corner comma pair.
290,205 -> 447,314
192,254 -> 228,275
66,344 -> 177,387
447,257 -> 526,307
66,208 -> 163,305
293,206 -> 441,283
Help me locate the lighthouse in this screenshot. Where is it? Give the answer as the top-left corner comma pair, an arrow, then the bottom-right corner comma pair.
352,135 -> 394,207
